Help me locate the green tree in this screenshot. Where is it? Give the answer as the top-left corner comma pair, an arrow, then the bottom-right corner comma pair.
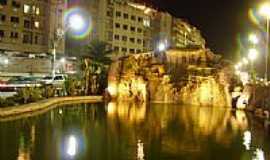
86,39 -> 112,65
82,40 -> 113,95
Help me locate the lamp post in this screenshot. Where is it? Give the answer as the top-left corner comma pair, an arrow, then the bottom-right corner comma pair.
52,13 -> 86,76
248,48 -> 258,82
259,3 -> 270,82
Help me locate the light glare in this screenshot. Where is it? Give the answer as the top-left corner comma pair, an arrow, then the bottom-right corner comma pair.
248,48 -> 258,61
69,14 -> 85,31
259,3 -> 270,18
249,34 -> 259,44
158,43 -> 166,52
67,135 -> 78,157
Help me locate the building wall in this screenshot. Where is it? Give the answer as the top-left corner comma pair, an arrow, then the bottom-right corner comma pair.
0,0 -> 65,54
65,0 -> 207,56
171,18 -> 206,49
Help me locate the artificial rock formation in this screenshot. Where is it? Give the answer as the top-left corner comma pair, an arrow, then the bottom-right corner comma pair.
108,49 -> 233,107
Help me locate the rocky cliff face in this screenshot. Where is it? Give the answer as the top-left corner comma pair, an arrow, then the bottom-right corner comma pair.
108,49 -> 233,107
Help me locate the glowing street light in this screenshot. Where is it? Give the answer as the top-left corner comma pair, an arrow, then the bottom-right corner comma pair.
60,57 -> 66,63
248,48 -> 258,82
52,10 -> 86,76
259,3 -> 270,81
259,3 -> 270,18
158,43 -> 166,52
68,14 -> 85,31
3,58 -> 8,65
248,48 -> 258,61
249,33 -> 259,44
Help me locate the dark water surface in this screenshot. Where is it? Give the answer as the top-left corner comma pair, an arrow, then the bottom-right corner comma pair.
0,102 -> 269,160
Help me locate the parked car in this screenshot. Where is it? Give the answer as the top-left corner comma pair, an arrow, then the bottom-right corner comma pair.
40,74 -> 66,89
4,76 -> 42,91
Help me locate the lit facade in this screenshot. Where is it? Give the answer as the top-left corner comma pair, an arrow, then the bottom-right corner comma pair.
171,18 -> 206,49
85,0 -> 152,56
0,0 -> 65,54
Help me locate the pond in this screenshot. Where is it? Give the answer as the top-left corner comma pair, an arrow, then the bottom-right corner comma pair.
0,102 -> 269,160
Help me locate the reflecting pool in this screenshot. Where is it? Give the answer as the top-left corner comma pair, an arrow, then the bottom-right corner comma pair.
0,102 -> 269,160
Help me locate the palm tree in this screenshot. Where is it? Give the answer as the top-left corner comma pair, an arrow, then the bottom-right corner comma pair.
82,39 -> 113,95
86,39 -> 112,65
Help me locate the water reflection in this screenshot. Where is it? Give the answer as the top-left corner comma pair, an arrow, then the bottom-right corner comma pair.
0,103 -> 269,160
253,148 -> 265,160
66,135 -> 78,157
243,130 -> 251,150
137,140 -> 144,160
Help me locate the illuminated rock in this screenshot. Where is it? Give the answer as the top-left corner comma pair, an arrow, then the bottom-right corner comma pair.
108,49 -> 233,106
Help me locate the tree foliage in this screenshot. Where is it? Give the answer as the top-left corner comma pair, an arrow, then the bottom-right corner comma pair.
86,39 -> 112,65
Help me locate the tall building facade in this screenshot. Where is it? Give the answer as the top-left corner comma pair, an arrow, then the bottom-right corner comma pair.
85,0 -> 206,54
66,0 -> 153,56
0,0 -> 65,54
171,18 -> 206,49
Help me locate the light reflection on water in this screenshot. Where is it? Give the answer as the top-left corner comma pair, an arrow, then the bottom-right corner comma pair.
0,102 -> 269,160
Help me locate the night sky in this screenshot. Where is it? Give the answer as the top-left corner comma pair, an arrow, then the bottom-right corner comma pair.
142,0 -> 262,60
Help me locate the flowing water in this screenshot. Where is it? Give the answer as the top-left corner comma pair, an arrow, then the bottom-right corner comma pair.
0,102 -> 269,160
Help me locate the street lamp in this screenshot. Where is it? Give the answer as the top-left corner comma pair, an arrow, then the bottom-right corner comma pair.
158,42 -> 166,52
249,33 -> 259,45
52,12 -> 86,76
248,48 -> 258,82
68,14 -> 85,31
3,58 -> 8,65
248,48 -> 258,61
60,57 -> 66,63
259,3 -> 270,81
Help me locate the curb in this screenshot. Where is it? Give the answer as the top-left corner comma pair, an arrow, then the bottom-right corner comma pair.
0,96 -> 103,118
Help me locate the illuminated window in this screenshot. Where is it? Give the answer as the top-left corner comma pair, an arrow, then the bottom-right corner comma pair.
143,19 -> 150,27
36,7 -> 40,15
34,21 -> 39,28
23,4 -> 30,13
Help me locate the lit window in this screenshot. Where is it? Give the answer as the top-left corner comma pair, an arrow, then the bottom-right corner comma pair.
34,21 -> 39,28
36,7 -> 40,15
143,19 -> 150,27
23,4 -> 30,13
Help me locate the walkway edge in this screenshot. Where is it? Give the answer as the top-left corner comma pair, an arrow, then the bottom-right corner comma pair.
0,96 -> 103,117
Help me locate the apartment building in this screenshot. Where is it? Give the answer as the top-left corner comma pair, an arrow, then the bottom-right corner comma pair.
94,0 -> 151,55
68,0 -> 207,56
0,0 -> 65,54
171,18 -> 206,49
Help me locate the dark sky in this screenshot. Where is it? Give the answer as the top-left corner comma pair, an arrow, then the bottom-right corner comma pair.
145,0 -> 261,59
